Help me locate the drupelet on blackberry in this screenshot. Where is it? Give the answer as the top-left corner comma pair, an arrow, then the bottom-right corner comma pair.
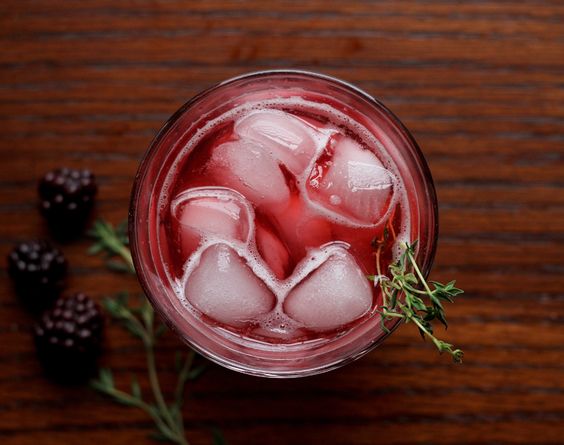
7,240 -> 67,309
38,167 -> 97,233
34,293 -> 104,380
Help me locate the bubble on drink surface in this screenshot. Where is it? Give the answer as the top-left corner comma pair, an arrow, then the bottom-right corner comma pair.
254,311 -> 301,338
184,243 -> 276,326
329,195 -> 341,205
283,248 -> 373,331
208,140 -> 290,208
170,187 -> 254,261
234,109 -> 320,175
305,135 -> 395,226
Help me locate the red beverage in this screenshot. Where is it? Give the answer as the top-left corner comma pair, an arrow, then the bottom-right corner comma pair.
130,71 -> 437,377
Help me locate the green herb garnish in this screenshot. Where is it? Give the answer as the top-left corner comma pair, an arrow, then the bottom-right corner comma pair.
370,236 -> 464,363
88,219 -> 134,273
90,293 -> 203,445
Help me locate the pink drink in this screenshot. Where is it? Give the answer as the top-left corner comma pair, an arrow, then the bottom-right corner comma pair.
130,71 -> 437,377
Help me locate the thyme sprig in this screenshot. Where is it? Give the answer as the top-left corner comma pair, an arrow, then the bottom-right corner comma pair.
369,239 -> 464,363
91,293 -> 203,445
88,219 -> 134,273
88,219 -> 219,445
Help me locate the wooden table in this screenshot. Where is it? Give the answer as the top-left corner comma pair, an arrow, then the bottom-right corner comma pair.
1,1 -> 563,444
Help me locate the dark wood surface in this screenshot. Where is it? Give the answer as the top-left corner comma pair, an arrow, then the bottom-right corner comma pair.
1,1 -> 563,444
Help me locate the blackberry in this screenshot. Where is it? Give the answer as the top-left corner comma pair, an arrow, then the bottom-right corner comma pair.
7,240 -> 67,309
34,293 -> 104,381
38,167 -> 97,234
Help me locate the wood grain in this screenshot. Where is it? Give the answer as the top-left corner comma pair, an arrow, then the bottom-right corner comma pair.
1,1 -> 563,444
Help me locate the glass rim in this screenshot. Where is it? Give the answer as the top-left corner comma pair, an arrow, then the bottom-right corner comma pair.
129,69 -> 439,378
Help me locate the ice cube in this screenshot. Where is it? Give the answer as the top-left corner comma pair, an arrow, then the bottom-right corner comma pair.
208,140 -> 290,208
283,249 -> 373,331
306,135 -> 393,225
171,188 -> 252,259
234,109 -> 319,174
185,244 -> 276,325
255,219 -> 293,279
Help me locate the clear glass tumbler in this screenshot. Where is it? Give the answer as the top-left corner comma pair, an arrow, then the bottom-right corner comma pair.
129,70 -> 438,377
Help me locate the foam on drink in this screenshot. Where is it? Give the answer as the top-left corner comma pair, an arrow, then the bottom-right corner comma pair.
160,95 -> 412,341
